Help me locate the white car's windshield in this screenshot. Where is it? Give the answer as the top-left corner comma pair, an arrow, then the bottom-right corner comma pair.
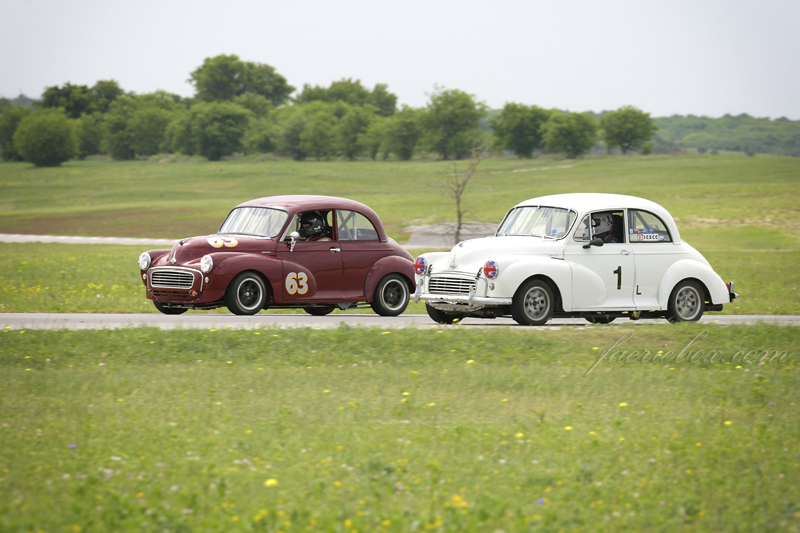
497,206 -> 576,239
218,207 -> 289,237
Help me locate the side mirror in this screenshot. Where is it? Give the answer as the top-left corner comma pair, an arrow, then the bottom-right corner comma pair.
289,231 -> 300,252
582,237 -> 604,249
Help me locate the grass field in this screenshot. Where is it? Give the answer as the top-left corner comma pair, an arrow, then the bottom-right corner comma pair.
1,154 -> 798,250
1,154 -> 799,315
1,325 -> 798,532
0,243 -> 798,315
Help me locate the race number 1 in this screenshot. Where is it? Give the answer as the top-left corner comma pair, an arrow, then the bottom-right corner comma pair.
285,272 -> 308,295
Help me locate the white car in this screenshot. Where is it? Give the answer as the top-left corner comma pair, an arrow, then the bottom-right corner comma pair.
413,193 -> 738,325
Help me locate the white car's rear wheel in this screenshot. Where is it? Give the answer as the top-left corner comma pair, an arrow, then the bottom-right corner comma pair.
667,280 -> 704,322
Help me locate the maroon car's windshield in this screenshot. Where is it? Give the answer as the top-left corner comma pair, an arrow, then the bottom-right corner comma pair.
218,207 -> 289,238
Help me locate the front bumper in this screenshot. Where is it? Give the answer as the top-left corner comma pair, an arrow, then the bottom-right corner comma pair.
413,273 -> 512,310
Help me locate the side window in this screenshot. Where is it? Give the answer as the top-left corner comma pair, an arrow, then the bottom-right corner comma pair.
336,210 -> 379,241
285,210 -> 333,241
574,215 -> 592,242
628,210 -> 672,243
574,211 -> 625,243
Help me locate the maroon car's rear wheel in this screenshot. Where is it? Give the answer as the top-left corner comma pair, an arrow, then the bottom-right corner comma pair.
370,274 -> 409,316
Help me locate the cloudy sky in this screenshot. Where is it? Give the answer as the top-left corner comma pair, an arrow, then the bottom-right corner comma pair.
2,0 -> 798,119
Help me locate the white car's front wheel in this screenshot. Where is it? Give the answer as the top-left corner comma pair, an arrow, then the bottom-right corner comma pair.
667,280 -> 705,322
512,279 -> 554,326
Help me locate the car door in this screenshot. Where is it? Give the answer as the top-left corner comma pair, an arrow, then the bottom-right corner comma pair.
336,209 -> 383,299
627,208 -> 682,310
564,211 -> 635,310
275,211 -> 343,302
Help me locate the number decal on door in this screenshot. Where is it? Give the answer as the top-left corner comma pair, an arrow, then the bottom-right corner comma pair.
285,272 -> 308,295
613,266 -> 622,290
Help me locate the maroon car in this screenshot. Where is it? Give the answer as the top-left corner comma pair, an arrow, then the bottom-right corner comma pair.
138,195 -> 415,316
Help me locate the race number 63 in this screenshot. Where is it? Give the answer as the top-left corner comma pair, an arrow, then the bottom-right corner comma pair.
285,272 -> 308,295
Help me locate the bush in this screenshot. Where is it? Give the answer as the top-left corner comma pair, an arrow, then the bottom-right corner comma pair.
0,106 -> 31,161
13,109 -> 75,166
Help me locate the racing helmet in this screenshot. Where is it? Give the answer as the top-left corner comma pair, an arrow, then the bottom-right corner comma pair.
591,213 -> 613,235
298,212 -> 324,238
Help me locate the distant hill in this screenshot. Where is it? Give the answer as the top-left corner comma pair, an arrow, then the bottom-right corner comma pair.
485,109 -> 800,156
652,114 -> 800,156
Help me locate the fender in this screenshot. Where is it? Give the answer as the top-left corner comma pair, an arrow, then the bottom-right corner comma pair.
657,259 -> 729,307
205,252 -> 290,301
365,256 -> 415,301
500,258 -> 574,311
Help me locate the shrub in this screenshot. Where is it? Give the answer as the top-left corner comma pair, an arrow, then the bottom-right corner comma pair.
13,109 -> 75,166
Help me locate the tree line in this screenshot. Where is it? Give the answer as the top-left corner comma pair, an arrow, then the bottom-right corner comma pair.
1,54 -> 667,166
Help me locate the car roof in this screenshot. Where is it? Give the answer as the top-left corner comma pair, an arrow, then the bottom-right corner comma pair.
514,193 -> 681,242
235,195 -> 387,240
239,195 -> 375,215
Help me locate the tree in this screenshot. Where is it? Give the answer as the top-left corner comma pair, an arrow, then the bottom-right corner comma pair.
233,93 -> 273,119
440,143 -> 489,243
273,110 -> 308,161
91,80 -> 125,113
103,94 -> 183,159
358,117 -> 389,160
542,111 -> 597,158
296,79 -> 397,116
0,105 -> 31,161
40,83 -> 96,118
422,86 -> 486,160
337,105 -> 375,160
600,105 -> 658,154
490,103 -> 550,157
72,113 -> 104,159
170,102 -> 250,161
189,54 -> 294,107
13,109 -> 75,166
382,106 -> 422,160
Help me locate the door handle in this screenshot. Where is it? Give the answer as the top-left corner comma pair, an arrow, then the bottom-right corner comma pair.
620,250 -> 631,255
329,248 -> 341,253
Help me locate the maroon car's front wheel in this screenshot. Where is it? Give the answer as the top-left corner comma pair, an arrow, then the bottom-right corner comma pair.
225,272 -> 267,315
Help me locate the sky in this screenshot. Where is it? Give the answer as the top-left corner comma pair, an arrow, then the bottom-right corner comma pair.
2,0 -> 799,119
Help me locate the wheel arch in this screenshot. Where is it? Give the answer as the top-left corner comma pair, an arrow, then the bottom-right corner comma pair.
365,256 -> 415,302
657,259 -> 728,307
517,274 -> 565,313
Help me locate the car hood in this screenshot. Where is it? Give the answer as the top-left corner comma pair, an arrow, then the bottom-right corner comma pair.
428,235 -> 565,274
157,234 -> 278,266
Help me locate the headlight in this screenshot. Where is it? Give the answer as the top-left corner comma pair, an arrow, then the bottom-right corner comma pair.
483,260 -> 498,279
138,252 -> 151,271
200,254 -> 214,274
413,256 -> 427,275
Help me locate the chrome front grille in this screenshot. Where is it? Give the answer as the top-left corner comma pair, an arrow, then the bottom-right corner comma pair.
150,269 -> 196,289
429,275 -> 475,295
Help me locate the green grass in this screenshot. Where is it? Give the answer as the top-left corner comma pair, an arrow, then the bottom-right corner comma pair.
1,325 -> 798,532
1,155 -> 799,249
1,243 -> 798,314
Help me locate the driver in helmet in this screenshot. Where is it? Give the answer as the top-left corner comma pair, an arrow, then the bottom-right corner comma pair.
592,212 -> 618,243
298,212 -> 332,241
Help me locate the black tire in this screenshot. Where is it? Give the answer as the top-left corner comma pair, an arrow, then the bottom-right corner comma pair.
304,305 -> 336,316
511,279 -> 554,326
585,313 -> 615,324
153,301 -> 188,315
370,274 -> 409,316
667,280 -> 704,323
225,272 -> 267,315
425,303 -> 465,324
